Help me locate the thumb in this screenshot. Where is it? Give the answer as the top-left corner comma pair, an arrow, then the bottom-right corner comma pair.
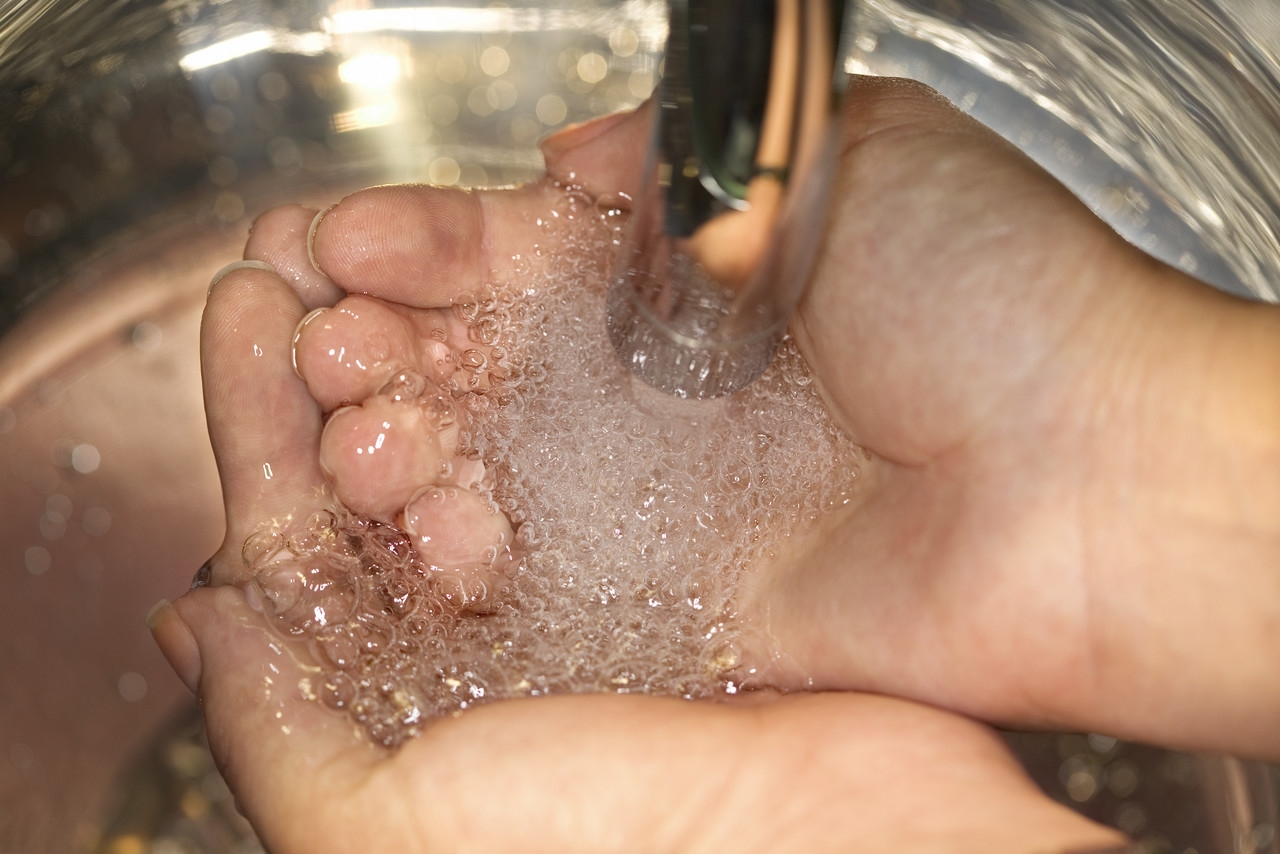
149,587 -> 380,852
538,100 -> 653,199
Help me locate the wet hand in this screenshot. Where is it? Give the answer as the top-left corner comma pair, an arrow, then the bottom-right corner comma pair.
756,77 -> 1280,759
259,78 -> 1280,760
148,214 -> 1121,854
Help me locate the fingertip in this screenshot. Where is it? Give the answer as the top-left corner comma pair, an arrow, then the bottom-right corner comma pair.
148,598 -> 202,693
538,108 -> 633,165
839,75 -> 973,147
291,306 -> 329,379
306,206 -> 329,276
200,261 -> 329,538
245,204 -> 344,310
309,185 -> 486,307
210,260 -> 277,294
539,100 -> 652,198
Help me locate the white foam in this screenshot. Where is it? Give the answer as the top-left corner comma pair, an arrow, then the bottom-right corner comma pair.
246,183 -> 863,747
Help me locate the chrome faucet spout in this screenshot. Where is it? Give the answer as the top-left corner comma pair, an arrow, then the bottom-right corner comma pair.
606,0 -> 849,399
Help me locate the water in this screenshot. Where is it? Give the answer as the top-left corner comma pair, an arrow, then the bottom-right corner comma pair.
851,0 -> 1280,302
245,183 -> 863,747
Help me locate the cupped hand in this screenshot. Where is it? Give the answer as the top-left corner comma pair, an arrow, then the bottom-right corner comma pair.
150,71 -> 1280,852
228,77 -> 1280,758
148,168 -> 1120,851
753,78 -> 1280,758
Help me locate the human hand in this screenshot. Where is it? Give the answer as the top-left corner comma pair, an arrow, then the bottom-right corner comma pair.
750,77 -> 1280,759
150,72 -> 1280,851
242,78 -> 1280,759
147,164 -> 1122,850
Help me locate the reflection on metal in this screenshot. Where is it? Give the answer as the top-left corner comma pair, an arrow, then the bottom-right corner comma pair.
338,52 -> 403,88
176,5 -> 666,74
180,29 -> 328,71
848,0 -> 1280,301
324,2 -> 667,44
607,0 -> 848,399
332,102 -> 400,133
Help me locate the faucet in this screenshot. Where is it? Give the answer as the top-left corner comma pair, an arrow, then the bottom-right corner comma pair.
606,0 -> 850,398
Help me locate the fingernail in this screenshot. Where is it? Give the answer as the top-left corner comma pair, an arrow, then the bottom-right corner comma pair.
307,206 -> 333,276
147,599 -> 202,693
292,307 -> 328,378
209,260 -> 277,294
539,109 -> 632,161
145,597 -> 173,630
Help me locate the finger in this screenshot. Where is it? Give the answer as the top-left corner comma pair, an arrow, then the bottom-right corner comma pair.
308,184 -> 499,307
166,587 -> 379,854
202,264 -> 329,568
245,204 -> 346,309
160,584 -> 1125,854
309,104 -> 653,307
292,295 -> 421,411
538,100 -> 653,198
396,692 -> 1123,854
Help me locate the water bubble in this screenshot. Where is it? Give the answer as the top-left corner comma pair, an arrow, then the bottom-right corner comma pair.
379,370 -> 427,403
292,524 -> 339,556
255,556 -> 358,635
352,615 -> 393,657
314,625 -> 360,670
380,575 -> 420,616
453,295 -> 481,324
240,182 -> 863,744
243,528 -> 285,568
472,317 -> 502,346
319,673 -> 357,710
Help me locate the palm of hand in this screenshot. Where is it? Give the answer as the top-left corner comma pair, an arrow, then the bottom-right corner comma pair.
754,81 -> 1148,725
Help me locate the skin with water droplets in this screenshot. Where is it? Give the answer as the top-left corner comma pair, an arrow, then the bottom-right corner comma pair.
246,185 -> 863,748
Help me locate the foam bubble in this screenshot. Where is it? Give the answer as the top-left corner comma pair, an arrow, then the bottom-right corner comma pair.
244,180 -> 864,747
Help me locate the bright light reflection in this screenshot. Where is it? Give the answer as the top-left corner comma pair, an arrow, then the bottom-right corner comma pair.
339,52 -> 403,88
180,29 -> 328,72
332,102 -> 399,133
329,7 -> 566,35
181,30 -> 274,71
325,5 -> 666,45
180,6 -> 665,73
